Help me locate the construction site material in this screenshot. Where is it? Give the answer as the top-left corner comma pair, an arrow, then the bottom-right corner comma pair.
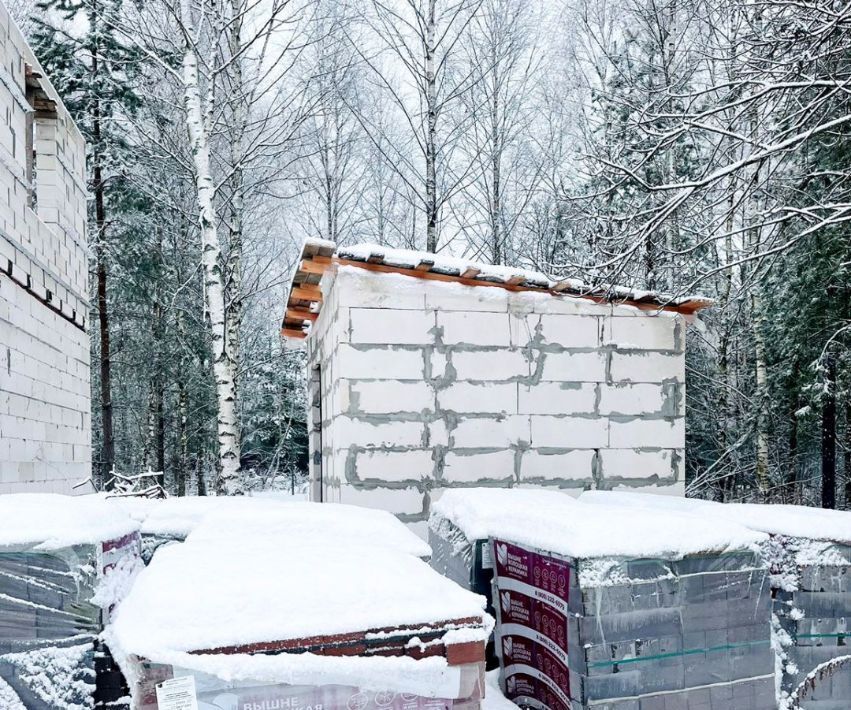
107,529 -> 492,710
431,488 -> 774,709
581,491 -> 851,709
0,494 -> 141,709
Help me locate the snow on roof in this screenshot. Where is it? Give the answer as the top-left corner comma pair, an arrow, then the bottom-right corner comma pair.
0,494 -> 140,551
109,540 -> 488,661
186,501 -> 432,558
282,240 -> 713,339
580,490 -> 851,544
431,488 -> 766,560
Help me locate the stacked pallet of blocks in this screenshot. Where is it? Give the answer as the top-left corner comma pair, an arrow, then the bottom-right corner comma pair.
492,539 -> 775,710
0,495 -> 141,708
772,537 -> 851,709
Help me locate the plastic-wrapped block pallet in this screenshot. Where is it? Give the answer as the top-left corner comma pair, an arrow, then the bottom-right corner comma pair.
433,489 -> 775,709
0,494 -> 142,709
581,491 -> 851,709
430,490 -> 575,669
105,523 -> 490,710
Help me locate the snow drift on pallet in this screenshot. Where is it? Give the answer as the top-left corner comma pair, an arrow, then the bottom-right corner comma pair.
581,490 -> 851,709
0,494 -> 142,709
187,501 -> 432,558
107,527 -> 493,710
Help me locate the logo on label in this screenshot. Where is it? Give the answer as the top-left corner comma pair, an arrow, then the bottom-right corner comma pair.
500,591 -> 511,612
374,692 -> 395,707
347,693 -> 369,710
503,637 -> 513,656
497,543 -> 508,566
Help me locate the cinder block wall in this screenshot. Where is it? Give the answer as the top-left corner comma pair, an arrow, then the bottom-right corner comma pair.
0,4 -> 91,493
307,266 -> 686,535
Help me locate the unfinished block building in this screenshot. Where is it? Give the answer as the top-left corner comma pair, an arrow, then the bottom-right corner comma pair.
0,5 -> 90,493
281,240 -> 712,534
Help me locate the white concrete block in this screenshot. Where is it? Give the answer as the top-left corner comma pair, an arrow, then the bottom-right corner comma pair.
451,415 -> 531,448
336,344 -> 425,380
605,316 -> 677,351
609,352 -> 685,383
535,294 -> 611,316
350,380 -> 435,414
452,349 -> 530,381
439,382 -> 517,414
349,307 -> 435,345
338,484 -> 425,515
333,416 -> 425,448
442,450 -> 516,483
519,383 -> 596,415
424,279 -> 509,312
599,448 -> 679,479
530,416 -> 609,448
608,481 -> 685,496
355,449 -> 435,482
520,449 -> 595,481
333,266 -> 427,310
598,383 -> 666,415
438,311 -> 511,346
540,351 -> 607,382
531,314 -> 600,349
609,419 -> 684,448
428,420 -> 450,447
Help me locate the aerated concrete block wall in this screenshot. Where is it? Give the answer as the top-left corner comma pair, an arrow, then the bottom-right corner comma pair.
307,266 -> 686,534
0,4 -> 91,493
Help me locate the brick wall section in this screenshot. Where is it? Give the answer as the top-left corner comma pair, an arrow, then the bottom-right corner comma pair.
0,3 -> 91,493
307,266 -> 686,535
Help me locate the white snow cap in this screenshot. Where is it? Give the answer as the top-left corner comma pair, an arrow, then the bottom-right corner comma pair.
581,490 -> 851,544
0,493 -> 139,550
110,540 -> 488,661
432,488 -> 766,559
104,494 -> 294,539
186,501 -> 431,558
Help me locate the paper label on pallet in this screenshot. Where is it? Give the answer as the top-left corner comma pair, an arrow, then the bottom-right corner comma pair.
156,675 -> 199,710
481,541 -> 493,570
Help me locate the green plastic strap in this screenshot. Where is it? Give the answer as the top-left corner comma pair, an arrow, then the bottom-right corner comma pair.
587,639 -> 771,668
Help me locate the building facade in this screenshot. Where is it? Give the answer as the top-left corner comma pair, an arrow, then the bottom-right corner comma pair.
0,4 -> 90,493
283,241 -> 710,536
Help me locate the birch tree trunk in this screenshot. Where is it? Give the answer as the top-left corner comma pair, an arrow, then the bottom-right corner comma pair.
425,0 -> 438,252
180,17 -> 242,494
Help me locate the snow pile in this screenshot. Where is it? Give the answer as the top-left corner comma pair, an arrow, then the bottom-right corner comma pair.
0,643 -> 94,710
0,494 -> 139,550
186,501 -> 431,558
432,487 -> 765,559
483,669 -> 516,710
109,539 -> 488,661
580,490 -> 851,544
122,651 -> 467,698
102,494 -> 284,539
0,677 -> 26,710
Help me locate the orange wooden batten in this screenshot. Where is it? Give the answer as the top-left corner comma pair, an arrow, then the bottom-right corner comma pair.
281,244 -> 713,339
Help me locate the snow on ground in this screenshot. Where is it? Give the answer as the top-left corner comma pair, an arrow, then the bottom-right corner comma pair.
0,494 -> 139,550
186,501 -> 431,558
432,488 -> 765,560
580,490 -> 851,544
483,670 -> 516,710
109,538 -> 489,660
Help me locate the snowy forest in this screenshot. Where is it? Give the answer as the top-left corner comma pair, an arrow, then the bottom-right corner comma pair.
10,0 -> 851,505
